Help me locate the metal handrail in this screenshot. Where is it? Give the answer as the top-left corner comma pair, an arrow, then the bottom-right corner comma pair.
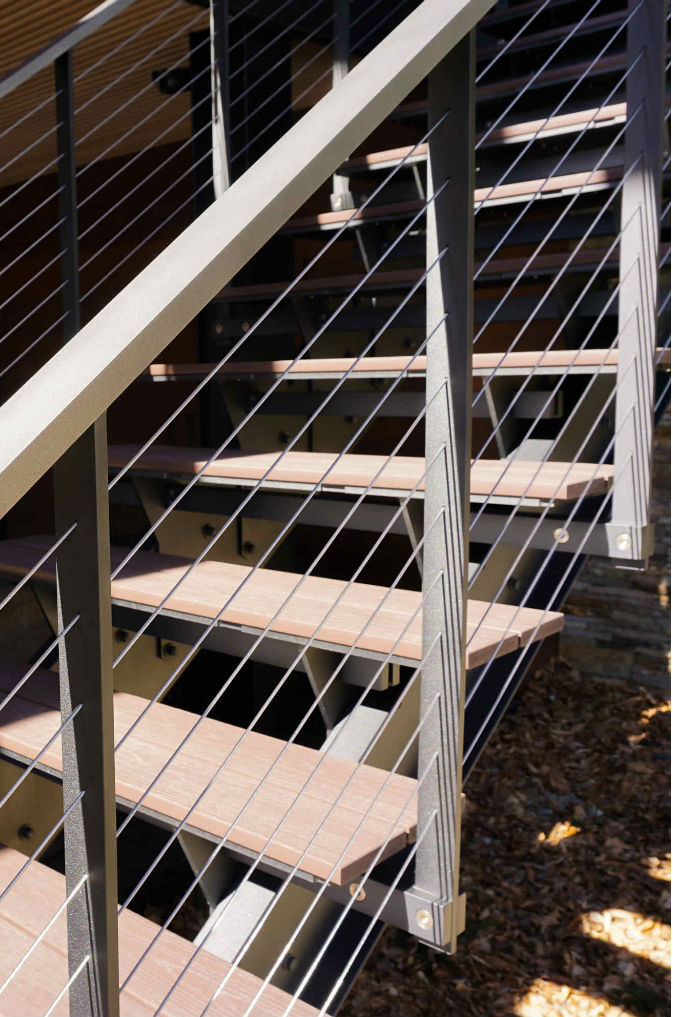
0,0 -> 495,518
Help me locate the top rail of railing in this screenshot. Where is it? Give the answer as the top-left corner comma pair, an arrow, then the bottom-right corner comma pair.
0,0 -> 142,101
0,0 -> 496,518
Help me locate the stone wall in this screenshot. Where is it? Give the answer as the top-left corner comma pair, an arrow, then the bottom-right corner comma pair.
560,410 -> 671,692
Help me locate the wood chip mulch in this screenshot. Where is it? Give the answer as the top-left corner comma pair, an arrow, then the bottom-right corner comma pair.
341,658 -> 671,1017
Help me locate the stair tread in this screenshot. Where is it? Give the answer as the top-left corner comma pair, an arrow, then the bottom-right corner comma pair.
144,347 -> 672,381
285,168 -> 623,231
0,656 -> 418,885
0,843 -> 318,1014
109,446 -> 615,502
396,54 -> 629,114
0,537 -> 563,670
342,104 -> 627,171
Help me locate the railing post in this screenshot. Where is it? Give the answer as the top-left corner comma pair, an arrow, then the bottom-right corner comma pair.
414,33 -> 475,952
53,50 -> 119,1017
330,0 -> 355,211
609,0 -> 666,562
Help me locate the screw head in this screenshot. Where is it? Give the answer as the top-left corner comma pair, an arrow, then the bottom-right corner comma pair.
553,527 -> 570,544
164,643 -> 177,657
18,824 -> 34,841
416,908 -> 433,929
616,532 -> 632,551
242,541 -> 256,555
214,323 -> 224,336
349,883 -> 366,902
115,629 -> 129,643
202,524 -> 216,538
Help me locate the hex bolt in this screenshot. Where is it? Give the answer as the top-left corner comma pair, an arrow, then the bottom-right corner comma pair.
163,643 -> 177,657
278,432 -> 290,446
242,321 -> 250,332
202,524 -> 216,538
507,576 -> 519,591
214,323 -> 224,336
349,883 -> 366,902
242,541 -> 256,556
115,629 -> 129,643
281,954 -> 296,972
553,527 -> 570,544
616,532 -> 632,551
416,908 -> 433,929
18,824 -> 34,841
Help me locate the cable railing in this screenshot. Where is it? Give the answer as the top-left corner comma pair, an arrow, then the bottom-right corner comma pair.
0,0 -> 668,1015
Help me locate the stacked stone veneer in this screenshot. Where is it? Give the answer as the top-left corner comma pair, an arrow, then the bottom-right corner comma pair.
560,410 -> 671,691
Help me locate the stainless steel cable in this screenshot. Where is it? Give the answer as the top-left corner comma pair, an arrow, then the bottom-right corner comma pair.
476,0 -> 644,152
114,376 -> 446,833
0,524 -> 76,613
112,329 -> 442,774
0,874 -> 86,997
118,547 -> 441,958
471,158 -> 642,452
125,624 -> 440,1002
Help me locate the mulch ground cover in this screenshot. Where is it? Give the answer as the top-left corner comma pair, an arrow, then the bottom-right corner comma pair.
341,657 -> 671,1017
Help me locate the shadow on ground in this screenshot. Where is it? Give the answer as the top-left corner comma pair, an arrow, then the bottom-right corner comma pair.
341,658 -> 671,1017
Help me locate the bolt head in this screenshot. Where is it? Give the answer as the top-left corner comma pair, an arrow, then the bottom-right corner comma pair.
416,908 -> 433,929
214,323 -> 224,335
18,824 -> 34,841
349,882 -> 366,902
616,532 -> 632,551
553,527 -> 570,544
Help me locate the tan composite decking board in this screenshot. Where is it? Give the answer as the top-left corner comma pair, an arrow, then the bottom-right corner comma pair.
144,348 -> 672,380
286,169 -> 622,231
109,445 -> 615,501
0,659 -> 417,884
0,537 -> 563,669
342,104 -> 627,170
0,846 -> 318,1015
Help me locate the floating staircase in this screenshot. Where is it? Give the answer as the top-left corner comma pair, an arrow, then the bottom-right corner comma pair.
0,0 -> 668,1013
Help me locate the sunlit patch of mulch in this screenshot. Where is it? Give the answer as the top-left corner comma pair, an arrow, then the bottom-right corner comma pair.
341,658 -> 671,1017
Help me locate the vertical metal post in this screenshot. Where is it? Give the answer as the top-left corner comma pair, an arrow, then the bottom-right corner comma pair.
53,51 -> 119,1017
610,0 -> 666,559
210,0 -> 231,197
330,0 -> 355,211
414,34 -> 475,952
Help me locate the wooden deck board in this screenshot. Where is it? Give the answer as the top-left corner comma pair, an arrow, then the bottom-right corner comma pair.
342,105 -> 627,170
144,348 -> 671,382
0,538 -> 563,670
109,446 -> 615,502
0,657 -> 416,884
285,169 -> 622,232
0,846 -> 318,1015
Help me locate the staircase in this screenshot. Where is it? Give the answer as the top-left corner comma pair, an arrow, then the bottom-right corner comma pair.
0,0 -> 668,1013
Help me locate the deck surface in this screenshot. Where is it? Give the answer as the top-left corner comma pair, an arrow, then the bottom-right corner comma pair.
0,845 -> 318,1015
109,446 -> 615,502
0,659 -> 417,884
144,348 -> 671,381
0,537 -> 563,670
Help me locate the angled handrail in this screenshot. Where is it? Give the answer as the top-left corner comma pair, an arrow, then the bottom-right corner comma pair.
0,0 -> 496,519
0,0 -> 141,101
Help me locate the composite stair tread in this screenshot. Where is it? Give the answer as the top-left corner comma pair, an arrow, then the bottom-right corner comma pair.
342,104 -> 627,171
0,537 -> 563,669
285,168 -> 622,231
211,242 -> 649,308
145,348 -> 672,381
0,657 -> 417,885
109,446 -> 616,501
0,846 -> 318,1015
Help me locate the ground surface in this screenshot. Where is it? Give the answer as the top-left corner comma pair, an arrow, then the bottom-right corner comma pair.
341,658 -> 671,1017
